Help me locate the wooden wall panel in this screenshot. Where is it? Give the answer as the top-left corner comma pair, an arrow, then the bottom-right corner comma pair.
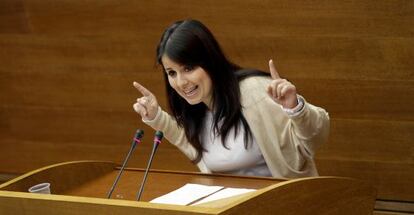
223,37 -> 414,81
1,138 -> 198,175
319,119 -> 413,162
316,119 -> 414,201
1,36 -> 412,120
0,0 -> 413,205
19,0 -> 414,37
297,80 -> 414,121
2,35 -> 412,82
0,0 -> 30,33
316,159 -> 414,201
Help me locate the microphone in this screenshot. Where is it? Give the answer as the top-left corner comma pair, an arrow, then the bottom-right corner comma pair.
136,130 -> 163,201
107,129 -> 144,199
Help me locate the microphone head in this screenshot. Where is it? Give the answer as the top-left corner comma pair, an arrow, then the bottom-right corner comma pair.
135,129 -> 144,139
155,130 -> 163,140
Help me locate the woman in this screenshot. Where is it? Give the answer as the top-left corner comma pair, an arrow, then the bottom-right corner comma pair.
133,19 -> 329,178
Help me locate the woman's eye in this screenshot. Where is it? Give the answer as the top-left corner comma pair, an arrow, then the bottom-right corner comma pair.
167,70 -> 176,77
184,66 -> 194,72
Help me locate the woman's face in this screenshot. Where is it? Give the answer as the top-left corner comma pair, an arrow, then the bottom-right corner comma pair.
162,55 -> 213,108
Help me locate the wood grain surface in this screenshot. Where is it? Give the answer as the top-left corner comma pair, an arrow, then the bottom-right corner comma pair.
0,0 -> 412,207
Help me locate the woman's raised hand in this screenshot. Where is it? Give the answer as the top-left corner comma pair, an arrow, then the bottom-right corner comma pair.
133,81 -> 159,121
266,59 -> 298,109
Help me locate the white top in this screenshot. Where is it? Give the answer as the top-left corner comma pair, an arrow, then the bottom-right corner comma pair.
201,111 -> 272,177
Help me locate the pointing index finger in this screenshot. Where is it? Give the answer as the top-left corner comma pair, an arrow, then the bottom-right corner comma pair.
269,59 -> 281,79
133,81 -> 152,97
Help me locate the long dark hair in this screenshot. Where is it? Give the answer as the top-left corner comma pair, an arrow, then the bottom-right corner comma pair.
156,19 -> 269,163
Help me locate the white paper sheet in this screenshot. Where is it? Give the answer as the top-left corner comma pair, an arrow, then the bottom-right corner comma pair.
149,183 -> 224,205
191,187 -> 256,205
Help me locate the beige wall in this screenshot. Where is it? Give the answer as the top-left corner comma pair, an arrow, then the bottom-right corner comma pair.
0,0 -> 413,203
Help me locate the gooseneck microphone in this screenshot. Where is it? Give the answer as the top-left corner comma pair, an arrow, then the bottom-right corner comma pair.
107,129 -> 144,199
136,130 -> 163,201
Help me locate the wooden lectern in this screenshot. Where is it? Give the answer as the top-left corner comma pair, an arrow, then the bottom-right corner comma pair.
0,160 -> 376,214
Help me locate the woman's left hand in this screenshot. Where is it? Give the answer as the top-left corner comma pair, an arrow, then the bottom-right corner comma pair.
266,59 -> 298,109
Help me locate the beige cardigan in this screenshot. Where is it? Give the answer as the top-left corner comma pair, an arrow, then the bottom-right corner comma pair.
144,76 -> 330,178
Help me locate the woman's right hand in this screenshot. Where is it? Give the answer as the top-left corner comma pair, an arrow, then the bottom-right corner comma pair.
133,81 -> 159,121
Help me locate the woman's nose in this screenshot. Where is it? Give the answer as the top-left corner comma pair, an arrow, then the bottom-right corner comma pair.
176,74 -> 188,88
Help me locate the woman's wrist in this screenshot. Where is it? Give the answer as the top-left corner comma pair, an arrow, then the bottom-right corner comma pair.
283,97 -> 304,116
142,106 -> 161,123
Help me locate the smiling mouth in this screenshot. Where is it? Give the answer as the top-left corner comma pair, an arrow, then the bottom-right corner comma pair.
184,86 -> 198,97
